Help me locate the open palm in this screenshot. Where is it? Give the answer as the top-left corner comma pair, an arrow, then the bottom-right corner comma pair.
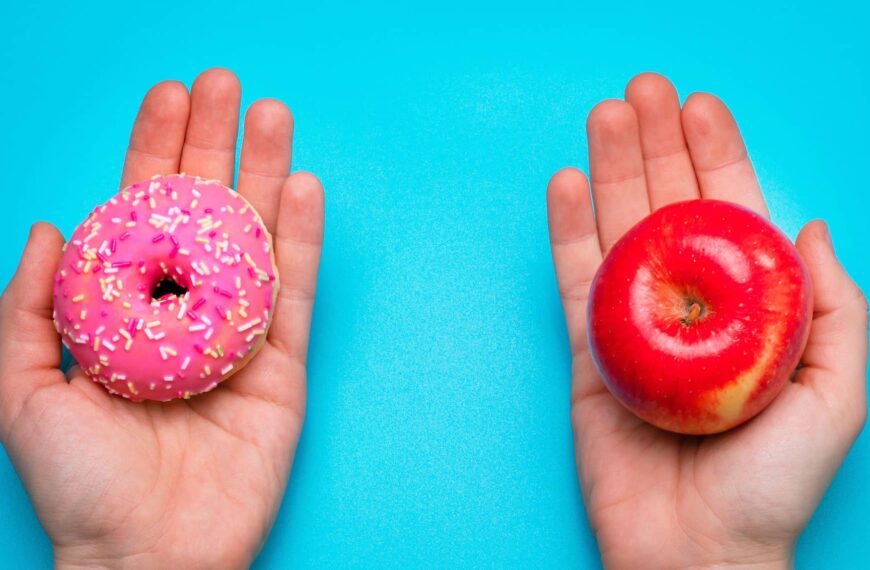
0,69 -> 324,568
547,73 -> 868,568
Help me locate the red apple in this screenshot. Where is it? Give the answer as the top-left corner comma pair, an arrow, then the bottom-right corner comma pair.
587,199 -> 813,435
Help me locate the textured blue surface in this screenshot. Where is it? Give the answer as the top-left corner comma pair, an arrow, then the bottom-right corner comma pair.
1,1 -> 867,567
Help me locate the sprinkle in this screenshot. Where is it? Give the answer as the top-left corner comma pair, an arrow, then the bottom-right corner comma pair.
153,332 -> 166,341
170,234 -> 180,247
194,343 -> 204,353
110,239 -> 117,253
102,340 -> 116,352
93,337 -> 101,351
204,328 -> 214,340
119,329 -> 133,350
201,315 -> 213,326
235,276 -> 242,289
236,318 -> 262,333
189,323 -> 207,332
119,231 -> 131,240
221,363 -> 234,375
215,305 -> 227,319
79,310 -> 87,320
181,356 -> 191,370
152,233 -> 165,243
72,294 -> 85,303
131,211 -> 138,221
187,311 -> 198,320
177,301 -> 187,320
146,320 -> 161,328
112,261 -> 131,268
193,298 -> 206,310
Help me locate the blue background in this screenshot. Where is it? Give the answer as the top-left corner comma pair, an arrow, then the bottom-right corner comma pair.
1,1 -> 867,567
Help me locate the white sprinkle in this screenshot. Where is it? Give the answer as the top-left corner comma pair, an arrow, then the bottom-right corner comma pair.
236,318 -> 262,333
204,328 -> 214,340
181,356 -> 191,370
221,363 -> 234,375
188,323 -> 207,332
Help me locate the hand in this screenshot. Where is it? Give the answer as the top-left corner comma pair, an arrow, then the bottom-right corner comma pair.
0,69 -> 324,569
547,73 -> 868,569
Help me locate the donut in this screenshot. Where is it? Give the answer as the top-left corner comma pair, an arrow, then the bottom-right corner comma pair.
52,174 -> 279,401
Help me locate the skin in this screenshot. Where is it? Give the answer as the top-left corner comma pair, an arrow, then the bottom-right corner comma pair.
547,73 -> 868,568
0,68 -> 324,568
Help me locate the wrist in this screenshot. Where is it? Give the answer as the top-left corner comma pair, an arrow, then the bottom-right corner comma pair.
597,532 -> 794,570
53,539 -> 255,570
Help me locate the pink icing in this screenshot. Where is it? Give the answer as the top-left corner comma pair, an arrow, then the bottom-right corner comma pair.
53,174 -> 278,401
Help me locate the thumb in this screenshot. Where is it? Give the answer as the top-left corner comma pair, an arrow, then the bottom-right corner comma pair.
794,220 -> 868,436
0,222 -> 66,380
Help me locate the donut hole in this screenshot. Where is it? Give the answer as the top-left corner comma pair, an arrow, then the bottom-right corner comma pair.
151,277 -> 188,301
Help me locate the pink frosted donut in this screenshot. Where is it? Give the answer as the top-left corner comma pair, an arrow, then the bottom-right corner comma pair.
52,174 -> 278,401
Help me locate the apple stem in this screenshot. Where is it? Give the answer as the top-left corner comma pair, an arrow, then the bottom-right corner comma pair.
683,302 -> 702,325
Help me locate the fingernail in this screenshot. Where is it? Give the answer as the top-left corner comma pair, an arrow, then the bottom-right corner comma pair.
820,220 -> 833,248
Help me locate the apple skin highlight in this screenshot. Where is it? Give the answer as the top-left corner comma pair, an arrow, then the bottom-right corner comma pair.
587,200 -> 813,435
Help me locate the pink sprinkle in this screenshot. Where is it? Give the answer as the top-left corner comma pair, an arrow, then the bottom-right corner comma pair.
268,273 -> 276,282
69,263 -> 81,274
131,211 -> 138,221
177,371 -> 186,379
101,310 -> 109,317
138,261 -> 146,267
204,208 -> 213,214
119,231 -> 131,241
110,239 -> 117,253
152,234 -> 165,243
127,319 -> 137,333
112,261 -> 131,268
255,227 -> 261,238
218,288 -> 232,298
169,247 -> 179,258
226,351 -> 235,361
187,311 -> 198,320
194,344 -> 204,353
136,284 -> 146,292
170,235 -> 180,247
181,209 -> 191,215
132,183 -> 140,189
96,251 -> 108,262
208,230 -> 217,238
193,298 -> 206,310
247,267 -> 255,278
65,312 -> 74,322
215,305 -> 226,319
93,265 -> 102,274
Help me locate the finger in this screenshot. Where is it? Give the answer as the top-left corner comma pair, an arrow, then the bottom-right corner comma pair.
237,99 -> 294,234
120,81 -> 190,188
587,100 -> 650,253
624,73 -> 700,209
267,172 -> 325,364
794,220 -> 868,433
681,93 -> 769,216
547,168 -> 602,356
0,223 -> 67,430
179,68 -> 241,187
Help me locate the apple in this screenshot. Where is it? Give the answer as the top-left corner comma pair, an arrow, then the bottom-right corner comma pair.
587,199 -> 813,435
